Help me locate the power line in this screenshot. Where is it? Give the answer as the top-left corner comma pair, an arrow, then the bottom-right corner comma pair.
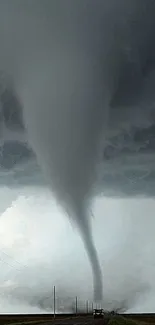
0,258 -> 20,271
0,249 -> 28,273
0,249 -> 27,269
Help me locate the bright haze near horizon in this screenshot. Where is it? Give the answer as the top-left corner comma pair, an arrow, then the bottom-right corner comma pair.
1,0 -> 155,314
1,182 -> 155,313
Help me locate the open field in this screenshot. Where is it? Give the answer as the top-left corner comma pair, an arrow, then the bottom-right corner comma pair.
0,313 -> 91,324
2,314 -> 155,325
122,314 -> 155,324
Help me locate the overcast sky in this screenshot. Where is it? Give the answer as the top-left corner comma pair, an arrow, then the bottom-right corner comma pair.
0,0 -> 155,314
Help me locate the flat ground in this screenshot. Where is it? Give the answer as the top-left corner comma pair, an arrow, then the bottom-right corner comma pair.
2,314 -> 155,325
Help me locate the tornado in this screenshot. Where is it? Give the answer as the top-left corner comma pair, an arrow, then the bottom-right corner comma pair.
75,206 -> 103,301
0,0 -> 107,302
21,59 -> 105,301
1,0 -> 155,304
10,1 -> 111,303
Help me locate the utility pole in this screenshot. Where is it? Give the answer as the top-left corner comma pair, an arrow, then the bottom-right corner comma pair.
53,285 -> 56,318
86,300 -> 89,314
75,296 -> 78,316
